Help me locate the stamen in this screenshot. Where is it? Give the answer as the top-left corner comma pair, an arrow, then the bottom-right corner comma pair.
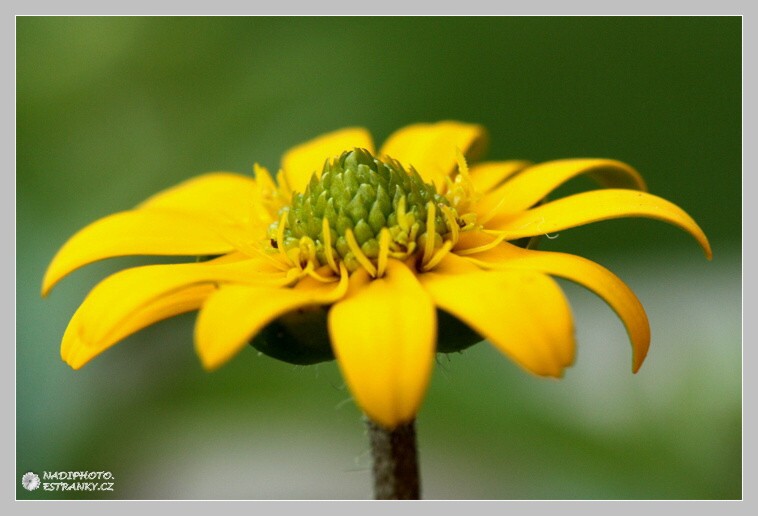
287,247 -> 304,270
421,240 -> 453,271
439,204 -> 459,245
444,149 -> 481,214
306,264 -> 340,283
321,218 -> 339,274
459,213 -> 478,231
285,266 -> 306,285
322,262 -> 350,303
299,237 -> 317,266
396,196 -> 409,232
377,228 -> 391,277
477,195 -> 509,225
455,148 -> 471,181
388,246 -> 414,260
444,175 -> 455,197
253,164 -> 289,222
422,201 -> 437,265
455,232 -> 507,256
408,221 -> 420,245
345,228 -> 377,277
276,210 -> 293,266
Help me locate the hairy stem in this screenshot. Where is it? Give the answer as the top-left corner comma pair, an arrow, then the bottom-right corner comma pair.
365,417 -> 421,500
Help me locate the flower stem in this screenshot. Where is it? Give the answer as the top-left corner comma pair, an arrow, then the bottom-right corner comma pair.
365,417 -> 421,500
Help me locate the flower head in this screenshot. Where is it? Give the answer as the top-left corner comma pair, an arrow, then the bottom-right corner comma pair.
43,122 -> 711,429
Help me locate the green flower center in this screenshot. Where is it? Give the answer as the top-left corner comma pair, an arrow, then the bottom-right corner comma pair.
269,148 -> 461,275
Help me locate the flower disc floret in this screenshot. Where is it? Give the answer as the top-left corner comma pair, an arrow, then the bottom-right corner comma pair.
270,148 -> 460,275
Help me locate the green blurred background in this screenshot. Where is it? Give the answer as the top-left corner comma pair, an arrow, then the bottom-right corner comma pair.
16,16 -> 741,499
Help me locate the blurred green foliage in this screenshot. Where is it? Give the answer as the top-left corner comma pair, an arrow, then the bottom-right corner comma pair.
17,16 -> 741,499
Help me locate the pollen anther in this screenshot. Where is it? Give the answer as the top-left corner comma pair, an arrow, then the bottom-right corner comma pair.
439,204 -> 460,245
421,240 -> 454,271
422,201 -> 437,266
455,232 -> 508,256
321,218 -> 340,274
345,228 -> 377,277
377,228 -> 391,277
276,210 -> 292,265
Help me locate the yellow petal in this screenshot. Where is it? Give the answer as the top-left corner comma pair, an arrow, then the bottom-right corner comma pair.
379,121 -> 488,188
421,255 -> 574,377
281,127 -> 375,193
138,172 -> 258,222
195,266 -> 349,370
478,159 -> 647,220
42,210 -> 242,296
328,260 -> 436,429
468,160 -> 532,194
62,258 -> 288,366
142,169 -> 276,244
463,243 -> 650,372
428,250 -> 482,274
63,284 -> 215,369
488,189 -> 712,259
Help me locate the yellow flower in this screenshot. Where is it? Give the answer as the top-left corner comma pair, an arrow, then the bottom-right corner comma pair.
43,121 -> 711,429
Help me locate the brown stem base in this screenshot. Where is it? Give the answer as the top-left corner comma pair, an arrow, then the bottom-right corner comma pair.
366,418 -> 421,500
